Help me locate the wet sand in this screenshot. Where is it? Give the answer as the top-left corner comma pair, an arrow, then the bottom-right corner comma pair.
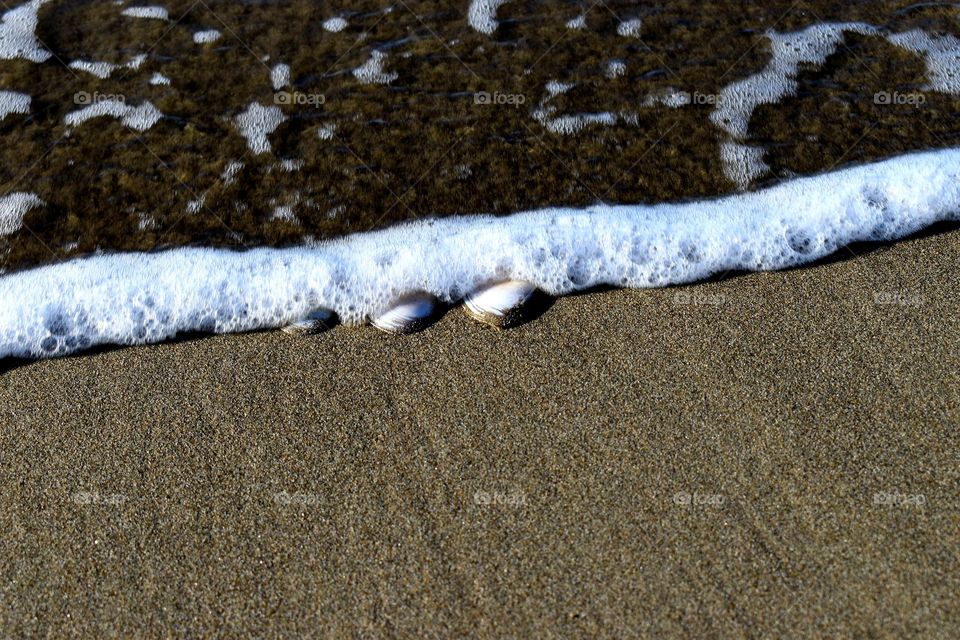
1,229 -> 959,637
5,0 -> 960,272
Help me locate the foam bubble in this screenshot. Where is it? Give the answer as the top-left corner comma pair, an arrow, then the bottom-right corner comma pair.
127,53 -> 147,70
708,22 -> 960,188
468,0 -> 510,35
121,5 -> 169,20
353,50 -> 397,85
233,102 -> 286,154
711,23 -> 877,141
887,30 -> 960,94
186,195 -> 205,214
149,72 -> 171,85
3,149 -> 958,360
534,110 -> 618,135
271,63 -> 290,90
317,123 -> 337,140
69,53 -> 149,78
643,87 -> 691,108
322,17 -> 348,33
0,0 -> 51,63
533,80 -> 622,134
138,213 -> 157,231
64,100 -> 163,132
221,160 -> 244,184
617,18 -> 642,38
0,90 -> 30,120
545,80 -> 574,97
566,15 -> 586,30
270,206 -> 299,224
720,141 -> 770,190
0,192 -> 43,236
69,60 -> 118,79
193,29 -> 221,44
605,60 -> 627,79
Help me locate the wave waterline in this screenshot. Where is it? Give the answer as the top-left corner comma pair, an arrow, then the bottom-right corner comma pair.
2,148 -> 959,360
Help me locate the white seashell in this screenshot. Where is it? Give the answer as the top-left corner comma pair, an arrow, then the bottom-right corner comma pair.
281,308 -> 336,335
371,292 -> 438,334
463,280 -> 539,328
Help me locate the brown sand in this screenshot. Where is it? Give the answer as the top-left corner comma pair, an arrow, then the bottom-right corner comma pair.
1,229 -> 959,638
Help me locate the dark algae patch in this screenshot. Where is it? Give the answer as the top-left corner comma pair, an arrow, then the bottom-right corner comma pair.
0,0 -> 958,272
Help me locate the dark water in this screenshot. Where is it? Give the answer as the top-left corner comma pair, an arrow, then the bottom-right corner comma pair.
1,0 -> 958,272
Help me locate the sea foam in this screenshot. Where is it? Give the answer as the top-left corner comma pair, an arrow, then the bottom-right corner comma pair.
0,0 -> 50,63
468,0 -> 510,35
1,149 -> 958,360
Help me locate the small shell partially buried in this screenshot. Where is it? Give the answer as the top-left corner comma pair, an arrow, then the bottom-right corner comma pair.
371,292 -> 439,335
281,308 -> 337,336
463,280 -> 540,329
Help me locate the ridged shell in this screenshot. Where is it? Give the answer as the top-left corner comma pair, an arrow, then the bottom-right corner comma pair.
463,280 -> 539,328
371,293 -> 438,334
281,308 -> 336,335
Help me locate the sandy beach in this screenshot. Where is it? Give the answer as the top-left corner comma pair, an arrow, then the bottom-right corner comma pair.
1,227 -> 958,638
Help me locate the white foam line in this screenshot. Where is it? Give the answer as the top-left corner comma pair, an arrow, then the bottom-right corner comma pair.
64,100 -> 163,132
1,149 -> 959,359
533,80 -> 625,134
353,50 -> 398,85
69,60 -> 118,78
322,17 -> 348,33
193,29 -> 221,44
121,5 -> 168,20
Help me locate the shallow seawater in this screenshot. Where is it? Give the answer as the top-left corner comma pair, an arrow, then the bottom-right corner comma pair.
0,0 -> 958,273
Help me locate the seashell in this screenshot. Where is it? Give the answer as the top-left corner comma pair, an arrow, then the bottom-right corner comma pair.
281,308 -> 337,335
463,280 -> 540,328
371,292 -> 439,334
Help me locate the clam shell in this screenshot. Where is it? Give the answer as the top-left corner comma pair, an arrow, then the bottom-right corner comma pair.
281,308 -> 337,335
464,280 -> 539,328
371,292 -> 438,334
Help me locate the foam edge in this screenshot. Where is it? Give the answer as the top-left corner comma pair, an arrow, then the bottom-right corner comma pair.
1,148 -> 959,359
